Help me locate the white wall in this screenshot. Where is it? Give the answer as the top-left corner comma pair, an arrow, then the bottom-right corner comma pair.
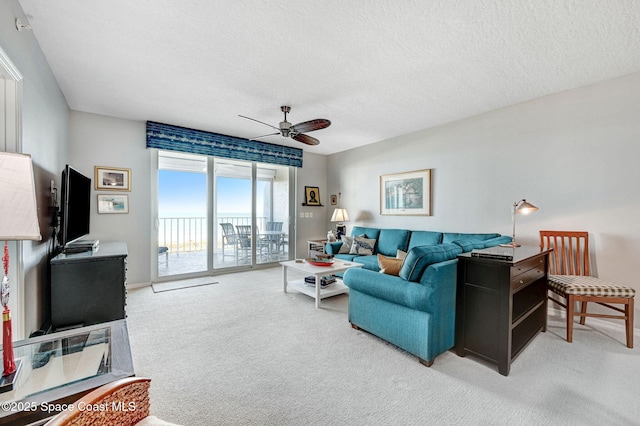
295,152 -> 328,258
327,71 -> 640,304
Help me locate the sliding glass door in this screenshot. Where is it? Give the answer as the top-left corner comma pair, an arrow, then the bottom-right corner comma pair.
156,152 -> 208,277
213,159 -> 291,269
153,150 -> 293,280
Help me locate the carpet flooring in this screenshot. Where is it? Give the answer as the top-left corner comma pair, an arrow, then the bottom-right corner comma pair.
127,267 -> 640,425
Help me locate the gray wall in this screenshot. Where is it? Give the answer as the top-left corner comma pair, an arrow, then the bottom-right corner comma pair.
1,1 -> 69,337
68,112 -> 151,284
327,71 -> 640,299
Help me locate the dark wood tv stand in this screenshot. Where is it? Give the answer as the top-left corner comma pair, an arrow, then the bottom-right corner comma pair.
455,246 -> 552,376
50,241 -> 128,331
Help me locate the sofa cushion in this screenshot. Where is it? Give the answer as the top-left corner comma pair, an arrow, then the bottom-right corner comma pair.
350,236 -> 376,255
399,243 -> 463,282
442,232 -> 500,244
351,226 -> 381,240
325,241 -> 343,255
338,236 -> 355,254
376,229 -> 411,256
482,235 -> 513,247
451,239 -> 487,253
407,231 -> 443,249
334,253 -> 358,262
377,254 -> 403,275
352,255 -> 380,271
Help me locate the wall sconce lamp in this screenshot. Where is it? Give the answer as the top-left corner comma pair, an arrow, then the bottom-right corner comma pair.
500,199 -> 538,248
0,152 -> 42,391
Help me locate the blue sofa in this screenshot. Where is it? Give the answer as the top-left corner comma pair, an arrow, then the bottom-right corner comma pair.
327,227 -> 511,366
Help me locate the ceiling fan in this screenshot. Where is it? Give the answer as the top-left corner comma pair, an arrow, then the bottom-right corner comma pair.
239,106 -> 330,146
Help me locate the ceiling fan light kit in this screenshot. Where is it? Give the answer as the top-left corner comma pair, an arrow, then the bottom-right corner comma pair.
239,106 -> 330,146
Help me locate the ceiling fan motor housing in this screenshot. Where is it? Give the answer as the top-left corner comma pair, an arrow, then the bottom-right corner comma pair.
279,120 -> 293,137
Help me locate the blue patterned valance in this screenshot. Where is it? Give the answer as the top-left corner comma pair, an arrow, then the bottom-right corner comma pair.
146,121 -> 303,168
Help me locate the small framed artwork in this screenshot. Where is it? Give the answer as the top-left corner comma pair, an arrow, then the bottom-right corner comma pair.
380,169 -> 431,216
330,194 -> 338,205
304,186 -> 322,206
97,194 -> 129,214
95,166 -> 131,191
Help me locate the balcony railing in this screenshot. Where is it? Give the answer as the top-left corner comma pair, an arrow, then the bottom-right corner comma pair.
158,216 -> 277,255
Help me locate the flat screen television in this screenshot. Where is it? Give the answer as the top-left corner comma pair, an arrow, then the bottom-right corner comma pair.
59,165 -> 91,248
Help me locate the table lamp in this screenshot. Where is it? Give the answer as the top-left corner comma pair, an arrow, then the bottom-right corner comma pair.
330,208 -> 349,239
0,152 -> 42,385
500,199 -> 538,248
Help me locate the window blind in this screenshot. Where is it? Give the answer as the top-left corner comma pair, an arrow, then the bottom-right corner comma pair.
146,121 -> 303,168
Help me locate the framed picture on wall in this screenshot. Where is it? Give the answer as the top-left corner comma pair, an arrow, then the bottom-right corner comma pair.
380,169 -> 431,216
97,194 -> 129,214
304,186 -> 322,206
95,166 -> 131,191
330,194 -> 338,205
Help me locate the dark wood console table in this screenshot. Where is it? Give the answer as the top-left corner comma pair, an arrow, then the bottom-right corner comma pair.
455,246 -> 552,376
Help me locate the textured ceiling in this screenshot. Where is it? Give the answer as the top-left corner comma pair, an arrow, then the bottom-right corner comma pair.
17,0 -> 640,155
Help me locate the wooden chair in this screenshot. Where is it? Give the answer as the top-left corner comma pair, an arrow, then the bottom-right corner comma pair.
539,230 -> 635,348
46,377 -> 152,426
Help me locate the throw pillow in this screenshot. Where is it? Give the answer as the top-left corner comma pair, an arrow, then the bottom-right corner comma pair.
378,254 -> 403,276
350,236 -> 376,255
396,249 -> 407,260
338,236 -> 354,254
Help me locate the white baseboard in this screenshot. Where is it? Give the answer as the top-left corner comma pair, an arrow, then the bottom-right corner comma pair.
127,281 -> 151,289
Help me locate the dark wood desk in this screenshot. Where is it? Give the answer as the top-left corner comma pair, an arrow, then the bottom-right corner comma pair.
0,320 -> 134,425
455,246 -> 552,376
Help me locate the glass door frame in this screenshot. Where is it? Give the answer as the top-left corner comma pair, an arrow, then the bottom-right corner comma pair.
151,150 -> 296,282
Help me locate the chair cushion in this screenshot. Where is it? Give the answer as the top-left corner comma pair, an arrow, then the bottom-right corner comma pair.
549,275 -> 636,298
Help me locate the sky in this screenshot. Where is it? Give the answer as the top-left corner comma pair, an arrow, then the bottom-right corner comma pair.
158,170 -> 258,218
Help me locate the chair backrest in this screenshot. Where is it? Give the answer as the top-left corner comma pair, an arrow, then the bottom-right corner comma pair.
46,377 -> 151,426
266,221 -> 283,232
539,230 -> 590,276
220,223 -> 236,236
236,225 -> 252,236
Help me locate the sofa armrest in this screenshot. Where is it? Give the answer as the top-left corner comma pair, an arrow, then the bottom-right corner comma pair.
325,241 -> 343,255
344,258 -> 458,313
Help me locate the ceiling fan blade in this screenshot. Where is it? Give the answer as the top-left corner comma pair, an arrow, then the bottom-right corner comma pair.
291,119 -> 331,134
238,115 -> 280,131
250,132 -> 280,141
292,133 -> 320,146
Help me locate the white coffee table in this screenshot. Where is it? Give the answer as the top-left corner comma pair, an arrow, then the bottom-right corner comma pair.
280,258 -> 363,308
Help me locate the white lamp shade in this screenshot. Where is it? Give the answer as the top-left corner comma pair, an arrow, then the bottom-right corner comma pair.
330,208 -> 349,222
0,152 -> 42,241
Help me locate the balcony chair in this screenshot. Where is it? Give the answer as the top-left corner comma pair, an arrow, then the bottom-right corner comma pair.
539,230 -> 635,348
45,377 -> 180,426
236,225 -> 252,258
158,246 -> 169,266
220,223 -> 239,258
259,221 -> 284,255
